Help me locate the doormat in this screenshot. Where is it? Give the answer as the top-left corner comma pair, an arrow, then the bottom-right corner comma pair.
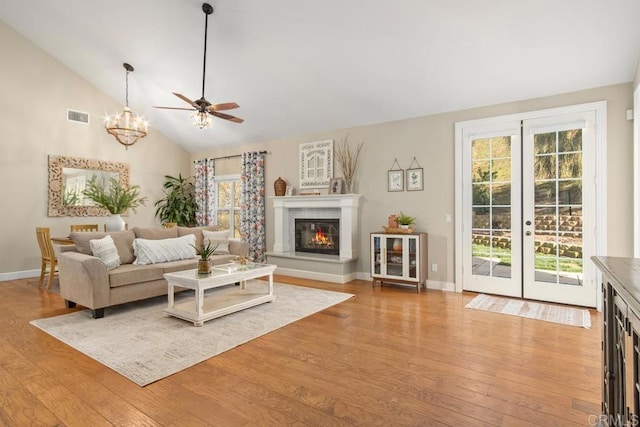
465,293 -> 591,329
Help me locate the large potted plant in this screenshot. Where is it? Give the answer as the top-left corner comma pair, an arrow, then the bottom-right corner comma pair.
155,174 -> 198,227
82,176 -> 147,231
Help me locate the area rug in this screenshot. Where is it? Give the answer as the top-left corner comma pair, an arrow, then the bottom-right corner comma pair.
30,282 -> 353,386
465,294 -> 591,329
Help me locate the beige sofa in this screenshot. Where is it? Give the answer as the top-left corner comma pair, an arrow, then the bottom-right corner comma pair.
58,226 -> 248,319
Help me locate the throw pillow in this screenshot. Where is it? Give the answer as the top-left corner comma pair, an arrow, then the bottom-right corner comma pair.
89,235 -> 121,270
177,225 -> 219,250
133,234 -> 196,265
132,226 -> 178,240
203,230 -> 231,254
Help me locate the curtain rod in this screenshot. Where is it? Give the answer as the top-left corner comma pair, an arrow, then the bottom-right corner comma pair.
194,150 -> 267,163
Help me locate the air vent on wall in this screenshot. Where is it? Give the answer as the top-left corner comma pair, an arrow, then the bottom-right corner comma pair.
67,109 -> 89,124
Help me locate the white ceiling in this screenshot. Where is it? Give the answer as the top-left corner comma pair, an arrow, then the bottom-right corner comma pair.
1,0 -> 639,153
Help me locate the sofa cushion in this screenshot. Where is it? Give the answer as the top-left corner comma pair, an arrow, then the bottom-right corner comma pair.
89,235 -> 121,270
133,234 -> 196,265
108,263 -> 164,288
70,230 -> 136,264
132,226 -> 178,240
177,225 -> 218,250
203,230 -> 231,254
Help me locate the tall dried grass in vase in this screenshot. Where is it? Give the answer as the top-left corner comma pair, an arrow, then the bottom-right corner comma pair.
335,136 -> 364,193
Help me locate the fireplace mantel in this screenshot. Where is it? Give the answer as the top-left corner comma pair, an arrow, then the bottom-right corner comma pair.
270,194 -> 362,260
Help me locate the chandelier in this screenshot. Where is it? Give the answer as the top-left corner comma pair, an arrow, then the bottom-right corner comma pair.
190,110 -> 212,129
105,63 -> 148,149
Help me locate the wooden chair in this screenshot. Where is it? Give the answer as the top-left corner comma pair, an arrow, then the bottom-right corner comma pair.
35,227 -> 57,289
70,224 -> 99,232
162,222 -> 177,228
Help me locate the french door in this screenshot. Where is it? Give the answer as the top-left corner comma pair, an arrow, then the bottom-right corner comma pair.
456,103 -> 605,307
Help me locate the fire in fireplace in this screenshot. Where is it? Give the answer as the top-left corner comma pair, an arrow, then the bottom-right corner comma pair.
295,218 -> 340,256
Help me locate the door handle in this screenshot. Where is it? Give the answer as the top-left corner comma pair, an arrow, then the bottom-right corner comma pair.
525,231 -> 532,236
525,220 -> 532,226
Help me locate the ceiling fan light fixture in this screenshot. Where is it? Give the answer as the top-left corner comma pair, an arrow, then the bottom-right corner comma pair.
190,110 -> 212,129
105,63 -> 148,149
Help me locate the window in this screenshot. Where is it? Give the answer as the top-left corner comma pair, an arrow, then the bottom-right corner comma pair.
214,174 -> 241,238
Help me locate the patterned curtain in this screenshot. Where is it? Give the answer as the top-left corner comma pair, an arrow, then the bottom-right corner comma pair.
240,152 -> 266,262
194,158 -> 216,226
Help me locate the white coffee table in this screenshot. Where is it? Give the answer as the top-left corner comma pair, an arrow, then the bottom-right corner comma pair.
163,262 -> 277,326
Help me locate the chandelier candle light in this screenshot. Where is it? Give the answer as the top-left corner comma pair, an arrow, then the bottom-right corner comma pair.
105,63 -> 148,149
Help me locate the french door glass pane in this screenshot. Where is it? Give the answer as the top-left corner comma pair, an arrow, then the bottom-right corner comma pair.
471,136 -> 512,279
532,130 -> 583,286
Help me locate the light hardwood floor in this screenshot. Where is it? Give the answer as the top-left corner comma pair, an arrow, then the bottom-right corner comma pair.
0,276 -> 600,426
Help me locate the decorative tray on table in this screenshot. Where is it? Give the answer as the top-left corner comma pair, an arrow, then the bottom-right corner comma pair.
382,226 -> 414,234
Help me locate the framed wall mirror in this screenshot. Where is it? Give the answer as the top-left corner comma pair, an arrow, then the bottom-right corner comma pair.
48,155 -> 130,216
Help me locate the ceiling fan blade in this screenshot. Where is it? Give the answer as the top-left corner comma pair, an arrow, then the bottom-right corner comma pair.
173,92 -> 199,109
153,106 -> 196,111
207,102 -> 239,112
210,111 -> 244,123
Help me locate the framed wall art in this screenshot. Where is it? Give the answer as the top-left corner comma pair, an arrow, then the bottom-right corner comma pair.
299,140 -> 334,190
388,170 -> 404,192
388,158 -> 404,192
407,167 -> 424,191
406,157 -> 424,191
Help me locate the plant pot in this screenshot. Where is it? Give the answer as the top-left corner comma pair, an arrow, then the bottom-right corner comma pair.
105,214 -> 126,231
198,259 -> 213,275
399,224 -> 410,230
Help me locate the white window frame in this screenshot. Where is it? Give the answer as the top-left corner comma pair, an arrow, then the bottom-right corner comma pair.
214,174 -> 241,236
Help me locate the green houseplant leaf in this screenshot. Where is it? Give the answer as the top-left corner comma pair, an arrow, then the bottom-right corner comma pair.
154,174 -> 198,227
82,176 -> 147,214
396,211 -> 416,225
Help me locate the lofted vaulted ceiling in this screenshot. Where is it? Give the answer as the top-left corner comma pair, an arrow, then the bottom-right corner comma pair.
1,0 -> 639,153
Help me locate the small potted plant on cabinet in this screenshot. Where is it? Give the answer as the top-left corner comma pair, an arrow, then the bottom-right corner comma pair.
192,241 -> 219,275
396,212 -> 416,230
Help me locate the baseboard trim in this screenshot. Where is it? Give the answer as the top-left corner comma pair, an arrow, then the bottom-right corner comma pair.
426,280 -> 455,292
357,273 -> 455,292
274,267 -> 357,284
0,269 -> 40,282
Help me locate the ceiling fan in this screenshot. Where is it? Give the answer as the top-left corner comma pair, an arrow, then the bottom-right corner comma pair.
154,2 -> 243,128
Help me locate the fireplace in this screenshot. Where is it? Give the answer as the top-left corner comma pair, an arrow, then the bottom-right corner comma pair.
295,218 -> 340,256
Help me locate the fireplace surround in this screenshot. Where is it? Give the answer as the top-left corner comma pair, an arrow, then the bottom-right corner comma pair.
267,194 -> 362,283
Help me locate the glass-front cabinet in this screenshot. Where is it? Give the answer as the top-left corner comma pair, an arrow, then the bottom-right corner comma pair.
370,232 -> 428,292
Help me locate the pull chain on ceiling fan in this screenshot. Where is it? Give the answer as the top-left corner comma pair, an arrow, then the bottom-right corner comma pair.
154,2 -> 243,129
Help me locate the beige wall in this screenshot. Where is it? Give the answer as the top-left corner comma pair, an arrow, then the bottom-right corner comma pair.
0,21 -> 191,276
2,16 -> 633,284
194,83 -> 634,285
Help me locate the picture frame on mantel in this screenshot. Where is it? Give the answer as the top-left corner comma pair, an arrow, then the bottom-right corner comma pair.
329,177 -> 343,194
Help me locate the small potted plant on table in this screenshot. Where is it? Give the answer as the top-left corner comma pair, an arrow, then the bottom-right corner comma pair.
192,241 -> 219,275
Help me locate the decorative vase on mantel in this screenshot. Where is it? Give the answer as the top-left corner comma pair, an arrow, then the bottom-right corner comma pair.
105,214 -> 126,231
274,177 -> 286,196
